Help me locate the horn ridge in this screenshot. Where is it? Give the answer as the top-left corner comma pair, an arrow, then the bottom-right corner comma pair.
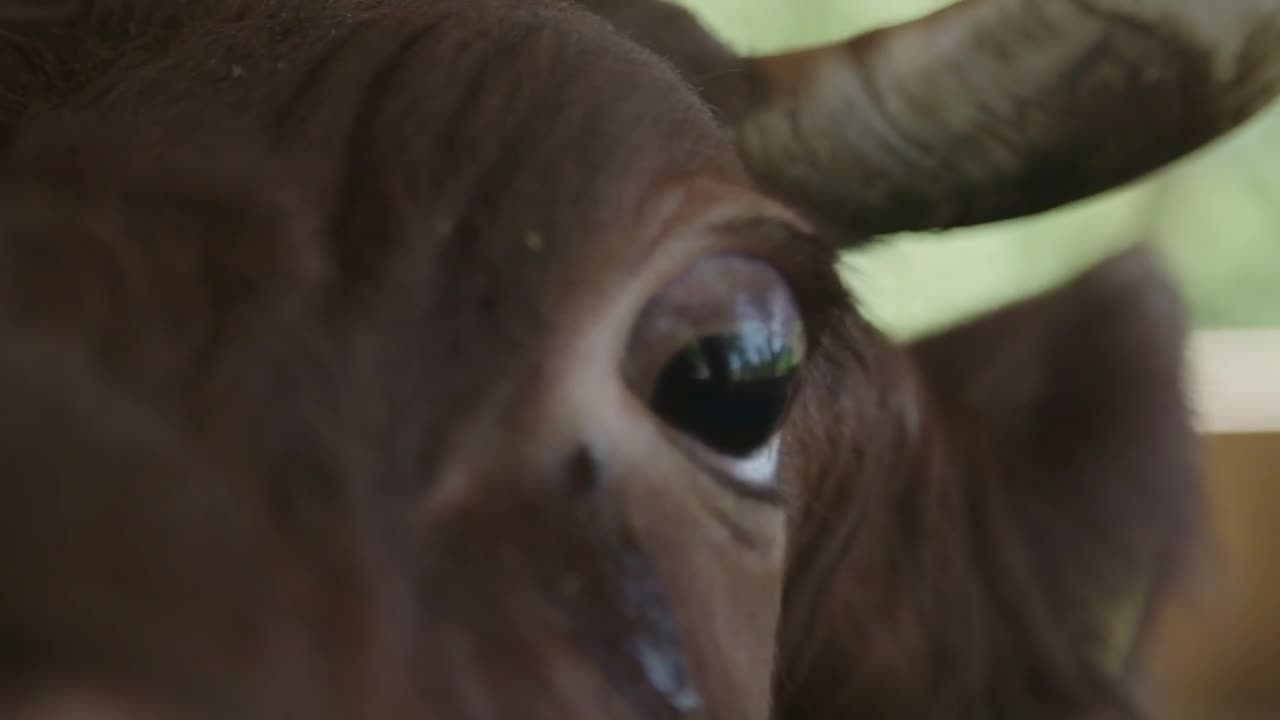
736,0 -> 1280,238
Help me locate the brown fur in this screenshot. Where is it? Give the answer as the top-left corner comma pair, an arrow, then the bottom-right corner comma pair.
0,1 -> 1197,718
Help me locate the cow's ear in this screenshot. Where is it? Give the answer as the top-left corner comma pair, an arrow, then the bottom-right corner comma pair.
910,244 -> 1200,682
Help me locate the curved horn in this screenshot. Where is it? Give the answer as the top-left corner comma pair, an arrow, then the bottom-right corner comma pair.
738,0 -> 1280,236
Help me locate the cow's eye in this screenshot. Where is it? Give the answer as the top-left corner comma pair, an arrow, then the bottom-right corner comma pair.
626,255 -> 805,463
650,325 -> 802,456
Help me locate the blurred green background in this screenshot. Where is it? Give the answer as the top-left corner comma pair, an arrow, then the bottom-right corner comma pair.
676,0 -> 1280,341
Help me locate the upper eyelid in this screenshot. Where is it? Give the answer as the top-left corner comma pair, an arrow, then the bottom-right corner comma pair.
614,188 -> 843,371
628,177 -> 817,280
700,217 -> 843,353
624,251 -> 806,393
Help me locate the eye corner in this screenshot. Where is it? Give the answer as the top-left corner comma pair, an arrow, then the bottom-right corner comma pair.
709,434 -> 789,504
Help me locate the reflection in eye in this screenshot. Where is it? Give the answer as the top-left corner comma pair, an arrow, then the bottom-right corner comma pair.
626,255 -> 806,468
651,324 -> 802,456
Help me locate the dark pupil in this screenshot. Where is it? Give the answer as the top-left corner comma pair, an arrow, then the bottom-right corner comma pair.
650,326 -> 800,457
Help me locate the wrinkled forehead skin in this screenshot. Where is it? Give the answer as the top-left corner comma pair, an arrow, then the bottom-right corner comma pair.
0,1 -> 854,719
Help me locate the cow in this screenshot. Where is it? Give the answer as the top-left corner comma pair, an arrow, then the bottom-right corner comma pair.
0,0 -> 1277,718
